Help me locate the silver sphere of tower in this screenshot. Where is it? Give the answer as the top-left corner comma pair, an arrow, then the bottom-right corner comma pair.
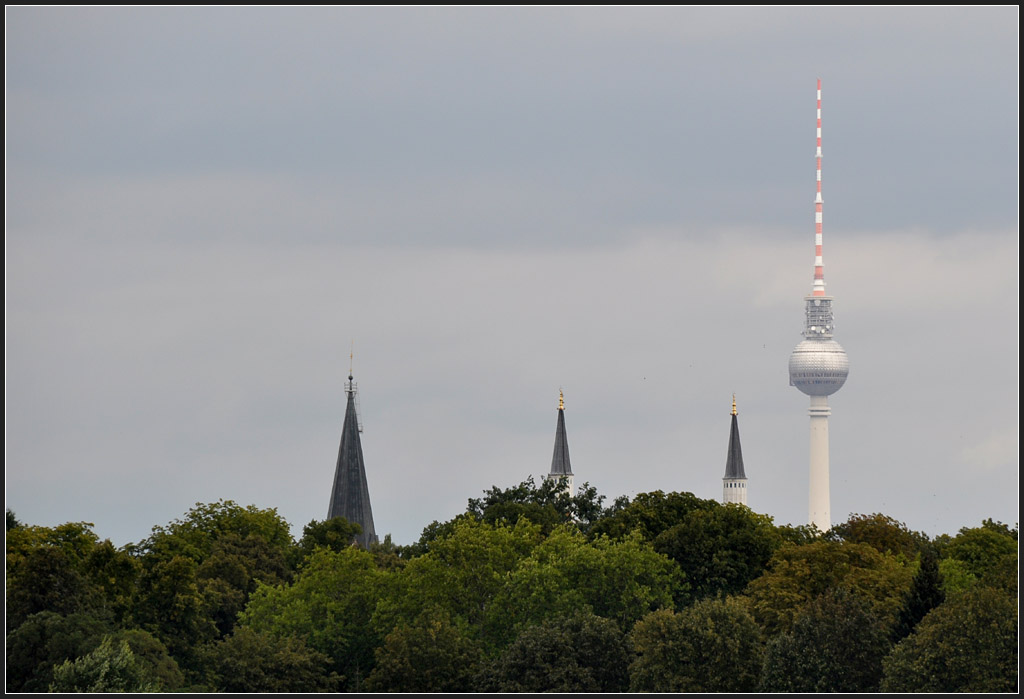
789,339 -> 849,396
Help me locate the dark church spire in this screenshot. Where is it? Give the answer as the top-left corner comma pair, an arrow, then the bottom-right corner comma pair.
327,367 -> 377,548
723,394 -> 748,505
547,390 -> 575,496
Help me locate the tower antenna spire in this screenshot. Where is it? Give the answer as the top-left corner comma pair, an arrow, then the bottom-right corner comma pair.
813,77 -> 826,297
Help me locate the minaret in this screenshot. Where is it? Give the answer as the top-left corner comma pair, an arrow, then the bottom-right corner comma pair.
546,389 -> 574,497
788,79 -> 850,531
327,356 -> 378,548
722,395 -> 748,505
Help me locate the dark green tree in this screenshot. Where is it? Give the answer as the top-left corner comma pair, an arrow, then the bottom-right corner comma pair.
744,540 -> 913,636
5,611 -> 112,692
364,611 -> 484,692
760,587 -> 890,692
827,512 -> 930,558
653,503 -> 784,603
131,555 -> 217,661
466,476 -> 607,534
881,585 -> 1018,692
240,546 -> 386,688
891,545 -> 945,642
483,527 -> 681,645
294,516 -> 363,562
199,628 -> 339,692
6,547 -> 96,630
629,597 -> 763,693
589,490 -> 709,542
478,611 -> 630,693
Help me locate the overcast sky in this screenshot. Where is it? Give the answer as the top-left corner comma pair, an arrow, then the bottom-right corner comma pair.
6,7 -> 1018,547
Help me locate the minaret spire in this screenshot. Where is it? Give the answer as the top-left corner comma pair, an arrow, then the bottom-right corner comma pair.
546,389 -> 574,497
723,395 -> 748,505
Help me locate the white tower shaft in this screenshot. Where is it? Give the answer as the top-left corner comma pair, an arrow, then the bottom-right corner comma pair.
808,395 -> 831,529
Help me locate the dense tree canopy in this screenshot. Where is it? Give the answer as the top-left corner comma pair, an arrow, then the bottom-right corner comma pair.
759,587 -> 890,692
629,598 -> 763,693
882,584 -> 1018,692
5,495 -> 1017,693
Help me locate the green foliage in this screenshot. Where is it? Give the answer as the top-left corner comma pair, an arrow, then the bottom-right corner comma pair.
375,517 -> 543,636
294,516 -> 363,562
196,532 -> 292,636
364,611 -> 484,692
744,540 -> 914,636
466,477 -> 607,534
199,628 -> 339,692
760,587 -> 891,692
49,636 -> 158,693
131,555 -> 217,660
479,611 -> 630,692
629,597 -> 762,693
5,611 -> 112,692
484,527 -> 681,645
6,547 -> 96,630
882,585 -> 1018,692
653,503 -> 784,603
942,520 -> 1017,584
891,546 -> 945,642
136,500 -> 293,564
106,628 -> 184,691
7,508 -> 22,531
589,490 -> 709,541
827,512 -> 930,558
240,545 -> 386,688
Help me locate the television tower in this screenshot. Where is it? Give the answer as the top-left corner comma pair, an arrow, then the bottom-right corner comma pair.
788,79 -> 849,532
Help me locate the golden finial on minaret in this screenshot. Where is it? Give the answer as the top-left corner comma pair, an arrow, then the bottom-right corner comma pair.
559,389 -> 564,411
732,394 -> 737,416
349,341 -> 354,380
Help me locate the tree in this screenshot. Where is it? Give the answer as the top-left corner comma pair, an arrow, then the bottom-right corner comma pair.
131,555 -> 216,661
589,491 -> 710,542
466,477 -> 608,534
5,611 -> 112,692
6,547 -> 96,630
240,546 -> 386,688
941,521 -> 1017,583
478,611 -> 630,693
294,516 -> 363,562
881,585 -> 1018,692
364,612 -> 484,692
891,545 -> 945,642
827,512 -> 930,559
135,500 -> 293,565
653,503 -> 784,603
760,587 -> 890,692
375,517 -> 542,637
629,598 -> 762,693
483,527 -> 681,645
199,628 -> 339,692
744,540 -> 914,636
49,637 -> 159,693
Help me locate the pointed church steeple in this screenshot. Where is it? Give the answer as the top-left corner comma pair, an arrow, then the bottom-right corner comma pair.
723,394 -> 748,505
327,368 -> 377,548
547,389 -> 575,497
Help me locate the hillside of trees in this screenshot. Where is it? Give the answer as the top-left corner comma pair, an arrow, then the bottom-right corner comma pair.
5,479 -> 1018,692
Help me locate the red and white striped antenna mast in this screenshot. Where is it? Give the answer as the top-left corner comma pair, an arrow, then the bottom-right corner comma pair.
812,78 -> 826,297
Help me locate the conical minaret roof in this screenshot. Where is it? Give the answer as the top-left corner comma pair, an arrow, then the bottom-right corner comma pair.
724,396 -> 746,480
549,390 -> 572,477
327,373 -> 377,548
